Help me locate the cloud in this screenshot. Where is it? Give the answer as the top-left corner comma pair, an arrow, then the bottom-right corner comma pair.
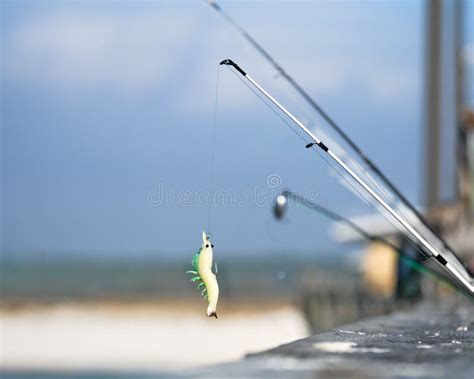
2,2 -> 420,112
364,66 -> 419,103
3,7 -> 196,91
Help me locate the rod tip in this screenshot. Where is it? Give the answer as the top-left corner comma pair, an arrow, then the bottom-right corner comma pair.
219,59 -> 246,76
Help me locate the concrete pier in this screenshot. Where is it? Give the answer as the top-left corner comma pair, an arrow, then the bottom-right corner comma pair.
183,301 -> 474,378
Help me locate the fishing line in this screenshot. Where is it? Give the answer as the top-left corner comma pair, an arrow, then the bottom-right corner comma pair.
223,59 -> 438,260
227,66 -> 320,247
220,58 -> 474,294
294,150 -> 459,291
312,127 -> 466,283
225,66 -> 309,145
227,63 -> 427,258
207,65 -> 220,233
221,60 -> 454,276
308,146 -> 431,261
227,63 -> 430,261
321,161 -> 438,266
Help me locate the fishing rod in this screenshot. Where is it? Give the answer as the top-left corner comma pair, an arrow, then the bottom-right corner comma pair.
219,58 -> 474,295
273,190 -> 455,290
206,0 -> 469,276
274,190 -> 391,244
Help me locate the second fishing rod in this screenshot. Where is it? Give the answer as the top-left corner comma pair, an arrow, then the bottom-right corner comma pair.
273,189 -> 454,290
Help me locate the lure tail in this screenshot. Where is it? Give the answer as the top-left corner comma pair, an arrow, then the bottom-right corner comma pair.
207,306 -> 218,319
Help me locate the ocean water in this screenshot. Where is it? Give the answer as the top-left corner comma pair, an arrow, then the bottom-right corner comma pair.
0,255 -> 346,303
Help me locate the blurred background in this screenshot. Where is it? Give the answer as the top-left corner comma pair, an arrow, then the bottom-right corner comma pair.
1,0 -> 474,377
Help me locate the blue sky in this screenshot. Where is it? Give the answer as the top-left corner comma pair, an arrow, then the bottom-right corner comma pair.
1,1 -> 473,260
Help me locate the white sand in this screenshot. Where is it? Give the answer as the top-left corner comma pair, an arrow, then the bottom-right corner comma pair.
0,302 -> 308,371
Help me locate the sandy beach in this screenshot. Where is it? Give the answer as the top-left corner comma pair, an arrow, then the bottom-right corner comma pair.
0,300 -> 308,372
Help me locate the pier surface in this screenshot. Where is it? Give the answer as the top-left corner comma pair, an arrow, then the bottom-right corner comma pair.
184,301 -> 474,378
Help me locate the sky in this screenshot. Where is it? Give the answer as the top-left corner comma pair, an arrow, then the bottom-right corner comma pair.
1,0 -> 473,261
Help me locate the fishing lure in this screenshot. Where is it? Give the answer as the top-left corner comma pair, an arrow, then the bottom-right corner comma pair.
187,231 -> 219,318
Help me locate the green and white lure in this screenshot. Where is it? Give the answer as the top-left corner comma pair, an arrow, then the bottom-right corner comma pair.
187,231 -> 219,318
